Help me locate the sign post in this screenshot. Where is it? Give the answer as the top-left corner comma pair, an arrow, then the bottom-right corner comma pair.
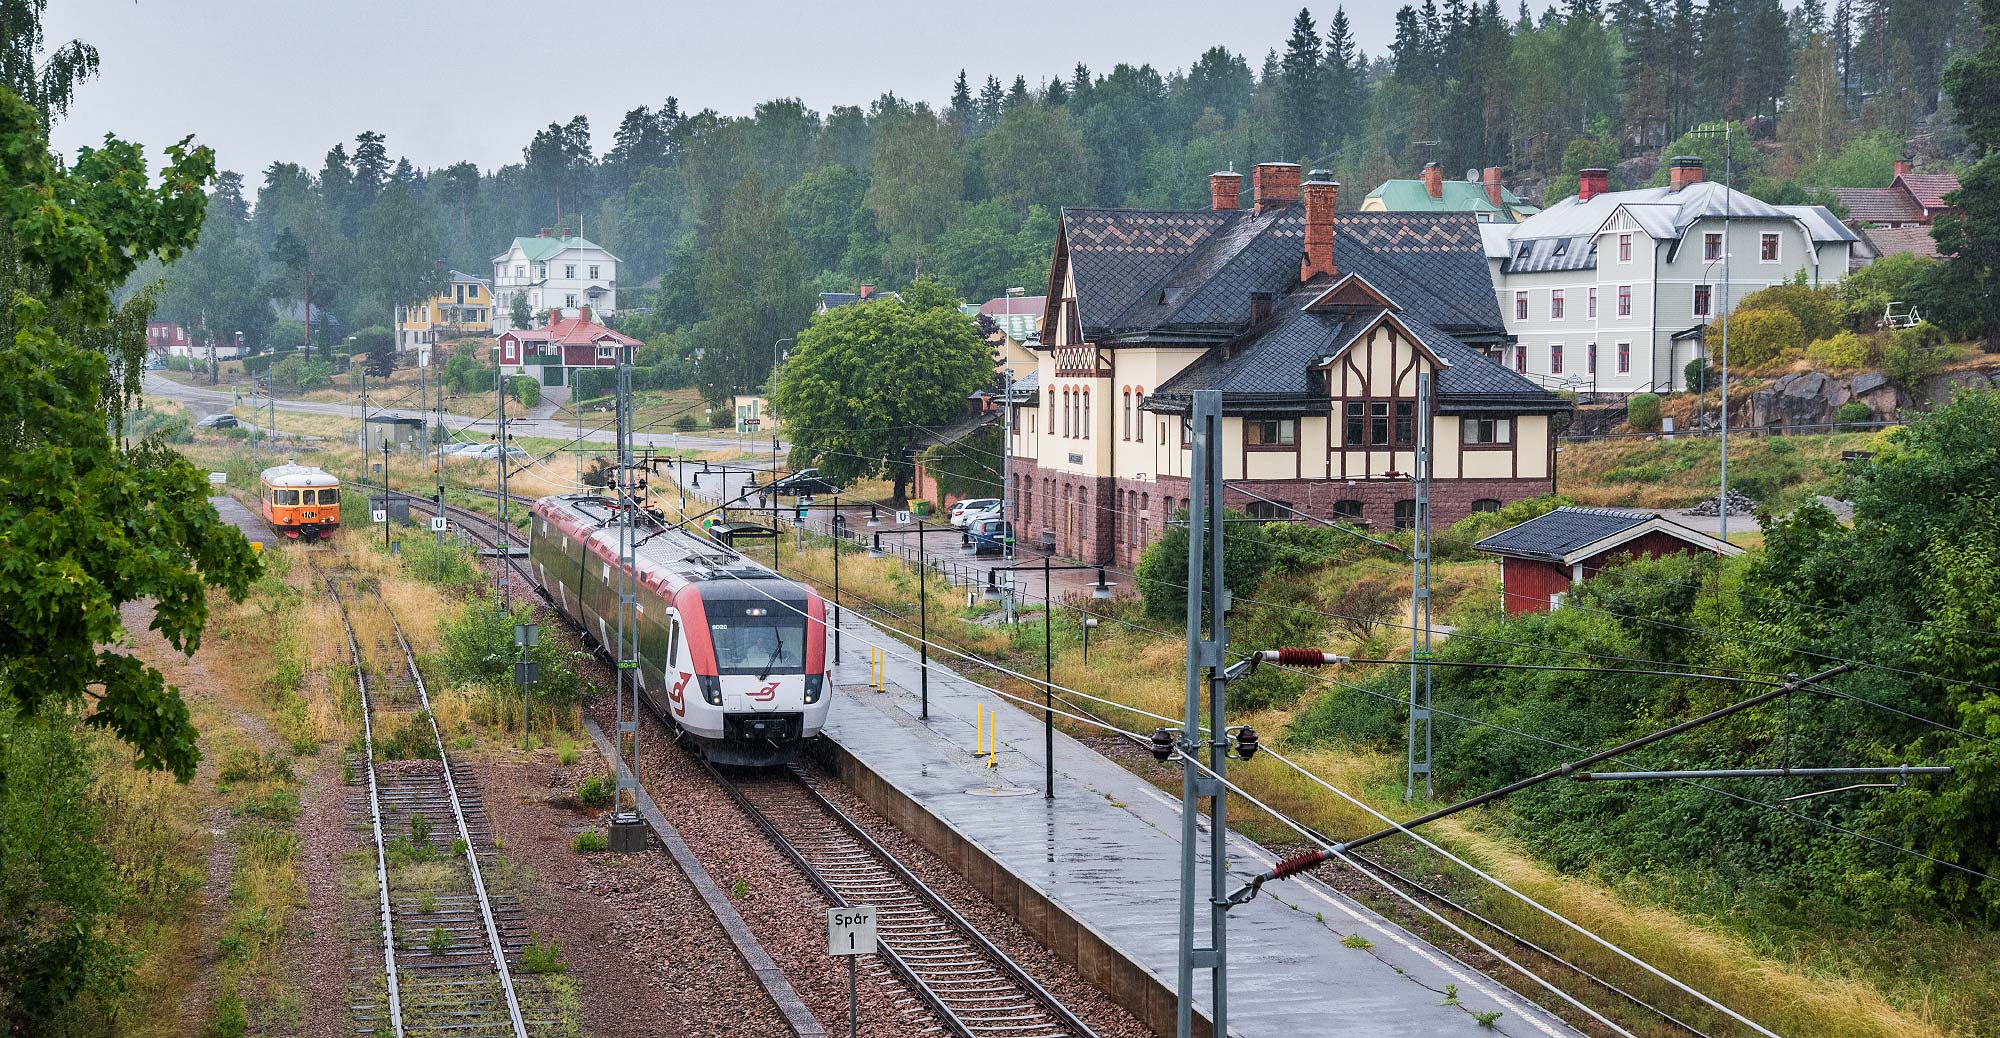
827,905 -> 876,1038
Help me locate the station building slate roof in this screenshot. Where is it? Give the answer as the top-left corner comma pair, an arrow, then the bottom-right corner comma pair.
1476,506 -> 1741,565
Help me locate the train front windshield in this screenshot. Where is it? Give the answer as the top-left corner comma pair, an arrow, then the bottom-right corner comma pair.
710,603 -> 808,675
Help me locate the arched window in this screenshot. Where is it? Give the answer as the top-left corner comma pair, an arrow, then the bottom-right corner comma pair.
1122,389 -> 1131,440
1061,390 -> 1071,437
1134,389 -> 1145,430
1081,389 -> 1091,439
1047,388 -> 1056,433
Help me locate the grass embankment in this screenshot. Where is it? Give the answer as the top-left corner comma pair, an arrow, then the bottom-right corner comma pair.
1558,428 -> 1890,514
759,526 -> 1953,1038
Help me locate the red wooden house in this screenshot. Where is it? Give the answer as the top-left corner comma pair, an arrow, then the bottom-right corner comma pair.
496,307 -> 641,388
1476,506 -> 1741,614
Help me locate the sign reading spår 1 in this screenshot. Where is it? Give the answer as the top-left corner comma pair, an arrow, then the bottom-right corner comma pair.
827,905 -> 877,956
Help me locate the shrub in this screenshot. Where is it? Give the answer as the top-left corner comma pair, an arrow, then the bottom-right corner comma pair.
509,376 -> 540,408
1683,357 -> 1713,391
269,355 -> 333,392
1834,400 -> 1875,424
267,319 -> 307,353
1718,308 -> 1806,366
573,367 -> 615,401
1332,577 -> 1401,639
575,774 -> 613,808
1626,393 -> 1661,431
708,409 -> 732,429
1134,508 -> 1273,620
1836,251 -> 1936,330
1879,321 -> 1948,388
571,829 -> 608,853
1806,330 -> 1874,369
164,354 -> 191,371
673,415 -> 698,432
1734,282 -> 1840,344
520,935 -> 564,974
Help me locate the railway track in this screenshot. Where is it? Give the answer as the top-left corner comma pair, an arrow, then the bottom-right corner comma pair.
324,569 -> 541,1038
711,760 -> 1097,1038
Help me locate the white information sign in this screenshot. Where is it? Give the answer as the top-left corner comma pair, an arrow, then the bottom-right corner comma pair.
207,472 -> 227,485
430,516 -> 449,532
894,510 -> 912,525
371,509 -> 387,524
827,905 -> 877,956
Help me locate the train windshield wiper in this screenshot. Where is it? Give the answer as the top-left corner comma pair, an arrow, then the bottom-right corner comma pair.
758,631 -> 784,681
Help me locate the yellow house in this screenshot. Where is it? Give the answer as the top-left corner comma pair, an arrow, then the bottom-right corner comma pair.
397,270 -> 494,350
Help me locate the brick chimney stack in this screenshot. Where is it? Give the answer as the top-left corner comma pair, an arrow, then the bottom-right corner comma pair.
579,306 -> 593,324
1300,178 -> 1340,282
1422,162 -> 1444,199
1894,157 -> 1913,177
1252,162 -> 1301,213
1577,168 -> 1610,202
548,308 -> 562,326
1209,170 -> 1243,211
1668,156 -> 1705,192
1482,167 -> 1504,209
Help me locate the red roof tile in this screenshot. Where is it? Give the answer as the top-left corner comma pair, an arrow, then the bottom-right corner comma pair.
1832,187 -> 1925,225
1859,225 -> 1942,260
1896,173 -> 1961,210
503,315 -> 641,347
979,295 -> 1046,316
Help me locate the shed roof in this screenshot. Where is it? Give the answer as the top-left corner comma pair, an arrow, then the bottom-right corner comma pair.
1857,225 -> 1942,260
1898,173 -> 1961,210
1475,506 -> 1742,566
1363,179 -> 1534,219
1831,187 -> 1925,225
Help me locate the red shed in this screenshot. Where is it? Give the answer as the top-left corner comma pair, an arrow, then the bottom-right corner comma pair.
1475,507 -> 1742,615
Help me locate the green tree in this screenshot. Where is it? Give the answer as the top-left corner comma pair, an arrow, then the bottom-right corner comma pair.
0,90 -> 262,780
1133,508 -> 1275,621
770,294 -> 991,502
972,103 -> 1090,212
692,173 -> 811,400
864,104 -> 962,269
509,287 -> 532,330
0,0 -> 97,124
1932,0 -> 2000,352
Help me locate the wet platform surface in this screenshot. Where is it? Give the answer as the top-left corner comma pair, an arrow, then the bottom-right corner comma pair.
208,495 -> 278,547
820,615 -> 1582,1038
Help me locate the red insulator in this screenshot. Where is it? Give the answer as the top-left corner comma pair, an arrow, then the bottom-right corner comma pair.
1270,848 -> 1329,879
1276,647 -> 1327,666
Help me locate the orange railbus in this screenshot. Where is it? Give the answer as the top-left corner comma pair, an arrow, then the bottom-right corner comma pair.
259,462 -> 341,540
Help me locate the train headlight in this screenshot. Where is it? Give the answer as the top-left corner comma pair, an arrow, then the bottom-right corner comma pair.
803,673 -> 824,705
698,675 -> 723,706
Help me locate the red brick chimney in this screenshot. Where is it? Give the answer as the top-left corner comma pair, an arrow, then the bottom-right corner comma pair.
859,284 -> 875,299
548,308 -> 562,326
1893,157 -> 1913,178
538,227 -> 551,237
1209,170 -> 1243,211
1577,168 -> 1610,202
1300,178 -> 1339,282
579,305 -> 593,324
1252,162 -> 1301,214
1668,156 -> 1705,192
1483,167 -> 1504,208
1422,162 -> 1444,199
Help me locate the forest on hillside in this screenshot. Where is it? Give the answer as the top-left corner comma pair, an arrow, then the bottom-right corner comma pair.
145,0 -> 1989,400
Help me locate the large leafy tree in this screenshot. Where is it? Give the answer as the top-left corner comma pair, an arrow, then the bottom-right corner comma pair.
771,284 -> 991,503
691,173 -> 811,400
1932,0 -> 2000,352
0,89 -> 262,780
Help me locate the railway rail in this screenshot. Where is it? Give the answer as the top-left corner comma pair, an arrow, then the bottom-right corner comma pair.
711,759 -> 1097,1038
325,568 -> 539,1038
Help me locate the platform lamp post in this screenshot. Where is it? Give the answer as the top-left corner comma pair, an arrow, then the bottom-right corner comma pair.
983,547 -> 1115,798
830,494 -> 843,664
873,518 -> 959,721
381,439 -> 391,550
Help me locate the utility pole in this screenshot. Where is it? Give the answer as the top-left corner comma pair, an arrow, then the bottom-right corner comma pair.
1407,372 -> 1434,800
383,440 -> 392,551
1176,388 -> 1228,1038
496,368 -> 510,611
610,340 -> 645,852
1719,122 -> 1734,541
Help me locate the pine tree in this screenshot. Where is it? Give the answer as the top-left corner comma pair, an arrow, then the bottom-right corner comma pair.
1070,63 -> 1093,106
1931,0 -> 2000,350
1043,75 -> 1070,106
977,75 -> 1005,131
1277,8 -> 1324,159
1004,74 -> 1031,112
1833,0 -> 1855,109
1324,8 -> 1363,145
950,70 -> 977,136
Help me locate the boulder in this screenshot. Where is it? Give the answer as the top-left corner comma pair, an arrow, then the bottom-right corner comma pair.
1850,370 -> 1889,396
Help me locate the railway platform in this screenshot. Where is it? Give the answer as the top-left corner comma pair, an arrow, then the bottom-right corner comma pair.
816,613 -> 1582,1038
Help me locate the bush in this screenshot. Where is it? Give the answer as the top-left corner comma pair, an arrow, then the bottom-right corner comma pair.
1806,330 -> 1874,369
1836,252 -> 1936,331
1716,307 -> 1806,366
509,376 -> 540,408
573,368 -> 615,401
269,355 -> 333,392
165,355 -> 191,371
1683,357 -> 1713,391
1134,508 -> 1273,620
1734,282 -> 1840,344
575,774 -> 613,808
1833,400 -> 1875,424
673,415 -> 698,432
708,409 -> 732,429
1879,321 -> 1948,388
1626,393 -> 1662,431
1332,577 -> 1401,639
571,829 -> 608,854
267,319 -> 307,354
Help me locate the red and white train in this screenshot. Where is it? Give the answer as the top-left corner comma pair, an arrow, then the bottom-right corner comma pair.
528,493 -> 830,766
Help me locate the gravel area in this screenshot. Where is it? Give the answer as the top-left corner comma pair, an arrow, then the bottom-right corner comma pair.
799,759 -> 1155,1038
295,756 -> 358,1038
585,697 -> 941,1038
480,759 -> 794,1037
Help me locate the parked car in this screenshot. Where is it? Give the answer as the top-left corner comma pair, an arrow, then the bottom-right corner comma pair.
957,505 -> 1003,543
439,441 -> 489,457
196,413 -> 239,429
949,498 -> 1000,527
458,443 -> 530,462
968,517 -> 1014,557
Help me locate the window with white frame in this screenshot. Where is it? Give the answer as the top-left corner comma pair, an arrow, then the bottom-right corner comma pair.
564,293 -> 578,309
1760,233 -> 1780,262
536,263 -> 547,278
1703,232 -> 1723,261
1245,418 -> 1298,447
1551,289 -> 1565,319
1693,283 -> 1714,318
1617,284 -> 1632,316
1514,347 -> 1526,373
515,264 -> 526,278
1618,233 -> 1632,262
1515,291 -> 1528,321
1587,342 -> 1597,374
1617,341 -> 1631,373
1462,417 -> 1512,444
1588,286 -> 1598,318
597,342 -> 616,360
565,264 -> 576,279
1550,342 -> 1564,373
589,264 -> 600,279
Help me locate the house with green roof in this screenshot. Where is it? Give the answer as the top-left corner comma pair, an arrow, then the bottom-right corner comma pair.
1361,162 -> 1538,223
490,228 -> 621,332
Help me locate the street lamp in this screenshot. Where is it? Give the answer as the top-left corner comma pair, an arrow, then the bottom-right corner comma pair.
983,535 -> 1117,798
381,439 -> 391,550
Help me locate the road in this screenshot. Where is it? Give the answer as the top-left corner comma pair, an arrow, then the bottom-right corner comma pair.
143,373 -> 775,455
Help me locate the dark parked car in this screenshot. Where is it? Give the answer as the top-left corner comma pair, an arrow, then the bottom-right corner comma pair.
968,517 -> 1014,556
196,413 -> 240,429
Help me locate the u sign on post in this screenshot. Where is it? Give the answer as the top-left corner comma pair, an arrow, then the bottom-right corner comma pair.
828,905 -> 877,1038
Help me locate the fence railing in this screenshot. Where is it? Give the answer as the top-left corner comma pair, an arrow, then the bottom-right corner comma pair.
1557,418 -> 1899,444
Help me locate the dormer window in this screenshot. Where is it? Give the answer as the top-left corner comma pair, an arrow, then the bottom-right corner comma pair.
1515,242 -> 1532,262
1552,238 -> 1569,257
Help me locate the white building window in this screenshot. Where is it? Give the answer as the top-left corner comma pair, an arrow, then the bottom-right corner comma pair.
1551,289 -> 1565,320
1462,417 -> 1512,444
597,342 -> 616,360
565,264 -> 576,279
1550,342 -> 1563,374
1618,233 -> 1632,262
1703,233 -> 1723,261
1617,285 -> 1632,317
1588,287 -> 1597,318
515,264 -> 525,278
1694,283 -> 1714,318
1514,291 -> 1528,321
589,264 -> 600,279
1760,233 -> 1780,262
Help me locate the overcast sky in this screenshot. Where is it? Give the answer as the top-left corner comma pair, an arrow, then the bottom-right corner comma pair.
46,0 -> 1411,179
